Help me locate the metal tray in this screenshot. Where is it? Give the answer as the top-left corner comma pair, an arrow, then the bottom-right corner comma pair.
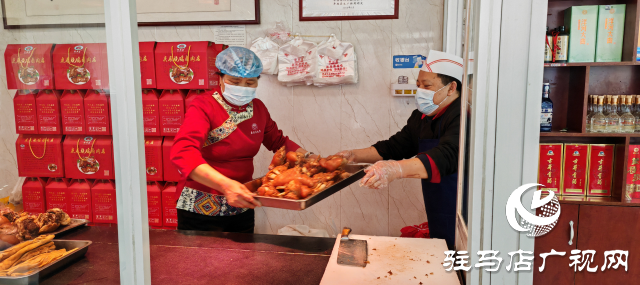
48,219 -> 88,237
245,164 -> 368,210
0,239 -> 91,284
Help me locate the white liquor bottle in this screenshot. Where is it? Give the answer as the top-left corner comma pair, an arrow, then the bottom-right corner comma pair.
591,96 -> 607,133
586,95 -> 595,132
621,96 -> 636,133
606,96 -> 621,133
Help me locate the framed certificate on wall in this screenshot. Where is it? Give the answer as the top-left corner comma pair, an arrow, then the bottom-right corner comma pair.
1,0 -> 260,29
300,0 -> 398,21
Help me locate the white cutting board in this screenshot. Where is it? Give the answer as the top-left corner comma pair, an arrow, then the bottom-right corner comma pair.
320,235 -> 460,285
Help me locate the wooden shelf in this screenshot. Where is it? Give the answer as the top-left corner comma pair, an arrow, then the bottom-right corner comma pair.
544,61 -> 639,67
559,198 -> 640,207
540,132 -> 640,137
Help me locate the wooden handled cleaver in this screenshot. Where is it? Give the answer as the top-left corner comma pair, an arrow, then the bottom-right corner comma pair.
336,227 -> 368,267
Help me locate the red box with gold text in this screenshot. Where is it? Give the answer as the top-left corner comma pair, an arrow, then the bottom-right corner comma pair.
162,183 -> 178,228
92,180 -> 117,224
139,42 -> 157,89
5,44 -> 55,90
61,90 -> 86,135
16,135 -> 64,178
562,144 -> 589,196
538,144 -> 563,194
68,179 -> 92,221
159,90 -> 186,136
627,145 -> 640,199
148,181 -> 163,227
586,144 -> 615,196
14,90 -> 39,134
154,42 -> 223,90
36,90 -> 62,135
142,89 -> 160,136
63,135 -> 114,180
22,178 -> 46,214
84,90 -> 111,135
145,137 -> 164,181
53,44 -> 109,90
45,178 -> 69,212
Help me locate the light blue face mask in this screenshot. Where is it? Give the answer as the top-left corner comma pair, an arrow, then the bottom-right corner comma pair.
415,83 -> 450,115
222,82 -> 257,106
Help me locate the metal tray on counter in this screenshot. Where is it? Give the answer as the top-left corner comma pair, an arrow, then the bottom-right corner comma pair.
245,164 -> 368,210
48,219 -> 88,237
0,239 -> 91,284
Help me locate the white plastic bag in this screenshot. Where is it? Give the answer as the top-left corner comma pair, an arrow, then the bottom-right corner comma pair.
8,177 -> 24,206
278,36 -> 318,86
314,35 -> 358,86
277,225 -> 330,237
267,21 -> 293,46
249,37 -> 280,75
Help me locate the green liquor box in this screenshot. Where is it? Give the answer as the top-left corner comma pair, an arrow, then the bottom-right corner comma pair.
595,5 -> 626,62
565,5 -> 599,62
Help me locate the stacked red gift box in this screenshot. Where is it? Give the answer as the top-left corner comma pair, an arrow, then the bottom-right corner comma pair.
8,41 -> 226,229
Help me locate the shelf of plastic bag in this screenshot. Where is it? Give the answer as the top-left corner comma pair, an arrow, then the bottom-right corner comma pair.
391,84 -> 417,97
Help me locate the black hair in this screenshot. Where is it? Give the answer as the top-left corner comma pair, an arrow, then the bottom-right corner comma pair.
437,74 -> 462,93
216,71 -> 260,80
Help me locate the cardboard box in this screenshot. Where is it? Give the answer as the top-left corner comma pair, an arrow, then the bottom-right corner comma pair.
53,44 -> 109,90
565,5 -> 599,62
4,44 -> 55,90
159,90 -> 186,136
538,144 -> 563,194
148,181 -> 163,227
13,90 -> 39,134
68,179 -> 92,221
36,90 -> 62,135
185,89 -> 208,109
63,135 -> 114,180
162,137 -> 181,182
60,90 -> 86,135
562,144 -> 589,195
145,137 -> 164,181
92,180 -> 117,224
22,177 -> 46,214
596,5 -> 626,62
16,135 -> 64,178
84,90 -> 111,135
139,42 -> 157,89
142,89 -> 160,136
162,183 -> 178,227
627,145 -> 640,200
154,42 -> 224,90
45,178 -> 69,212
586,144 -> 615,196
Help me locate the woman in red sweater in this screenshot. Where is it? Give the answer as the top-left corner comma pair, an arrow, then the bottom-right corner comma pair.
170,47 -> 310,233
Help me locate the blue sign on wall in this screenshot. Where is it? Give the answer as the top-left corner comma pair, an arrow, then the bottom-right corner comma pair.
393,55 -> 425,69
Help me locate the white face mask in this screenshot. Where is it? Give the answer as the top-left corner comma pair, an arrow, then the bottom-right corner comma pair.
415,83 -> 450,115
221,81 -> 257,106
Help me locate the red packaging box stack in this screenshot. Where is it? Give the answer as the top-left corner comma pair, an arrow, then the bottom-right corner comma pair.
45,178 -> 69,212
140,42 -> 157,89
84,89 -> 111,135
36,90 -> 62,135
586,144 -> 615,196
53,43 -> 109,90
155,41 -> 224,90
627,145 -> 640,200
16,135 -> 64,178
92,180 -> 117,224
22,178 -> 46,214
14,90 -> 39,134
60,90 -> 86,135
145,137 -> 164,181
162,183 -> 178,228
142,89 -> 160,136
538,144 -> 563,194
159,89 -> 186,136
5,44 -> 55,90
163,137 -> 180,182
63,135 -> 114,180
68,179 -> 92,221
562,144 -> 589,196
147,181 -> 163,227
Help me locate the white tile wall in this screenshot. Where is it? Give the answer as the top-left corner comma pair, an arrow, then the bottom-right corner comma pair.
0,0 -> 443,237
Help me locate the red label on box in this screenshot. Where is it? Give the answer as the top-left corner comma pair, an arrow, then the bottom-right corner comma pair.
68,179 -> 92,221
140,42 -> 157,89
22,178 -> 46,214
162,183 -> 178,227
36,90 -> 62,134
63,135 -> 114,180
159,90 -> 186,136
14,90 -> 39,134
60,90 -> 86,135
5,44 -> 55,90
148,182 -> 163,227
562,144 -> 589,196
587,145 -> 614,196
163,137 -> 180,182
92,180 -> 117,224
142,90 -> 160,136
538,144 -> 563,194
155,42 -> 223,90
145,137 -> 164,181
45,178 -> 69,212
16,135 -> 64,178
53,43 -> 109,90
84,90 -> 111,135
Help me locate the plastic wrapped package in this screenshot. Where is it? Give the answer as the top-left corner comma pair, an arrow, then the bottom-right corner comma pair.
315,35 -> 358,86
267,21 -> 293,46
278,36 -> 318,86
249,37 -> 279,75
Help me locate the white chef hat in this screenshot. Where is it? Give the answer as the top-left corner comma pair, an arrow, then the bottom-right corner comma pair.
420,50 -> 464,82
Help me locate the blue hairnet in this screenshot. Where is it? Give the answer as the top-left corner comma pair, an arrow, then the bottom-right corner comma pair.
215,46 -> 263,78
